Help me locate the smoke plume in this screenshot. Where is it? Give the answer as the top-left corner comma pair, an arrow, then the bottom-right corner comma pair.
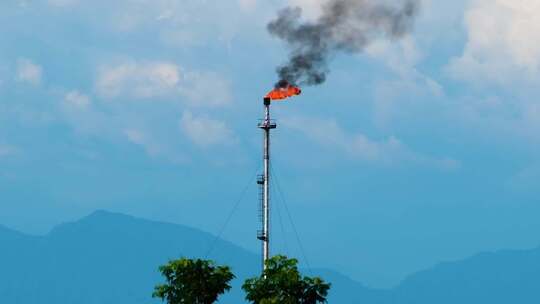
268,0 -> 420,87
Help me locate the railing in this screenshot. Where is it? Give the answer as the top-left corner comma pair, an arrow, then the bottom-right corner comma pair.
257,119 -> 277,129
257,230 -> 267,241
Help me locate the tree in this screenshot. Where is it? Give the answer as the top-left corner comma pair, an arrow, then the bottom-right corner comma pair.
153,258 -> 235,304
242,255 -> 331,304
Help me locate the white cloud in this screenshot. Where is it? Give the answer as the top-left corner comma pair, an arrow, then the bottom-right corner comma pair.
124,129 -> 163,156
447,0 -> 540,85
64,90 -> 91,108
96,61 -> 231,107
16,58 -> 42,86
96,61 -> 180,99
286,0 -> 326,19
366,35 -> 423,76
180,111 -> 237,148
122,128 -> 186,163
284,115 -> 404,163
105,0 -> 266,46
284,115 -> 459,169
238,0 -> 257,12
178,71 -> 232,107
365,34 -> 445,99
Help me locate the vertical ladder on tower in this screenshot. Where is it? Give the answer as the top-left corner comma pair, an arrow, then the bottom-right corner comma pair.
256,174 -> 266,242
256,174 -> 266,271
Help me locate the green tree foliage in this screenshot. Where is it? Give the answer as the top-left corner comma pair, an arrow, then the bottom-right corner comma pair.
242,255 -> 331,304
153,258 -> 235,304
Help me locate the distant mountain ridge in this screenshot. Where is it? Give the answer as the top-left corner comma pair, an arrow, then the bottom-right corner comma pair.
0,211 -> 258,303
0,210 -> 539,303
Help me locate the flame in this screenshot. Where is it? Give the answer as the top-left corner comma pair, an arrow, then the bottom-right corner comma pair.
265,84 -> 302,101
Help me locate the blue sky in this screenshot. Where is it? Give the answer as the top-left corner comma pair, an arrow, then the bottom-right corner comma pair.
1,0 -> 540,288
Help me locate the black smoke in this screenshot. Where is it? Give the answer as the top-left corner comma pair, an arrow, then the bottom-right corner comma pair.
268,0 -> 420,87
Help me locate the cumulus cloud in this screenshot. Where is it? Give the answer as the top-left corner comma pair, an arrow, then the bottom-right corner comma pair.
284,115 -> 459,169
447,0 -> 540,85
64,90 -> 91,108
124,129 -> 162,156
284,115 -> 404,163
96,61 -> 231,107
103,0 -> 266,46
16,58 -> 42,86
123,128 -> 186,163
178,71 -> 232,107
96,61 -> 180,99
180,111 -> 237,148
238,0 -> 257,12
366,35 -> 422,76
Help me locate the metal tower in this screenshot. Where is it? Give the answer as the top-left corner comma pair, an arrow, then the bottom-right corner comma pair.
257,97 -> 276,273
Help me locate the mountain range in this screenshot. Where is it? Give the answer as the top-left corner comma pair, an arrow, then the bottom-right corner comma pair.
0,210 -> 538,303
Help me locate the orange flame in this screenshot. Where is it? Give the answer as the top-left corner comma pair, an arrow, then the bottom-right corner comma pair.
265,84 -> 302,101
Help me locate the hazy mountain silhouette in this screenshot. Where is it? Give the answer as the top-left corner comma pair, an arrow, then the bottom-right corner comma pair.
0,211 -> 258,303
387,246 -> 540,304
0,211 -> 539,303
